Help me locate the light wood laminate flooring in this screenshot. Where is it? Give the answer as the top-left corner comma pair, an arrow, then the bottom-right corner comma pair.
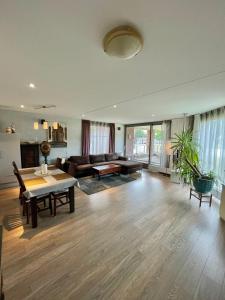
0,171 -> 225,300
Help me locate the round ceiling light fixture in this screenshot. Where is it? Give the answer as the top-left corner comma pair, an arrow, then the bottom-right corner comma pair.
103,25 -> 143,59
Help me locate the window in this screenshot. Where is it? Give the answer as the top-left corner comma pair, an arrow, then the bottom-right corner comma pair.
126,126 -> 150,163
194,109 -> 225,195
125,123 -> 168,167
90,122 -> 110,154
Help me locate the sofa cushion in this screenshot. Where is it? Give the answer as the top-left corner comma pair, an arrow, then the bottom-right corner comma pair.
76,164 -> 93,171
105,153 -> 119,161
69,155 -> 90,165
89,154 -> 105,164
109,160 -> 123,165
94,161 -> 111,166
118,156 -> 128,161
110,160 -> 142,168
67,162 -> 78,177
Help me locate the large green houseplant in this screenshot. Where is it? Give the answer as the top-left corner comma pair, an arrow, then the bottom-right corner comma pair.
171,130 -> 215,193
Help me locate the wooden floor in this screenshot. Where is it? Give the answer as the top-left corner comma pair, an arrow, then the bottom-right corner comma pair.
0,171 -> 225,300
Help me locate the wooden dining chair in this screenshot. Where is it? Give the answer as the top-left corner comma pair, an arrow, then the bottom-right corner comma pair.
55,157 -> 63,169
13,168 -> 52,224
12,161 -> 19,173
51,165 -> 75,216
12,161 -> 23,202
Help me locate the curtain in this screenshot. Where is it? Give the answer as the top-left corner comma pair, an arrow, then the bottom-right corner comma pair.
193,107 -> 225,195
109,123 -> 115,153
160,120 -> 171,169
82,120 -> 90,156
171,116 -> 194,137
90,122 -> 110,154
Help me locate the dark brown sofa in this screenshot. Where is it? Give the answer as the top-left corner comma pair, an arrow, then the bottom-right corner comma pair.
64,153 -> 142,178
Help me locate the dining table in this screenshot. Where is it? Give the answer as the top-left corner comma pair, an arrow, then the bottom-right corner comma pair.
19,165 -> 78,228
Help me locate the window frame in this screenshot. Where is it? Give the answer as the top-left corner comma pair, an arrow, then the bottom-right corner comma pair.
124,121 -> 163,165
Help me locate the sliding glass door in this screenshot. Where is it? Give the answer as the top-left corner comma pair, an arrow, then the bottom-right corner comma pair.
150,124 -> 163,166
130,126 -> 150,163
125,123 -> 163,165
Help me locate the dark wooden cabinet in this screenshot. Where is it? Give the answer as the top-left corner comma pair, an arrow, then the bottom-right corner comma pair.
20,143 -> 40,168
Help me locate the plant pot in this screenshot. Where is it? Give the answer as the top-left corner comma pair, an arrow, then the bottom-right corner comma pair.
193,177 -> 214,194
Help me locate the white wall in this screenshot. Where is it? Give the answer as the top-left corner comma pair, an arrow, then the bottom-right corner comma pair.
0,109 -> 124,170
0,133 -> 21,184
0,110 -> 82,164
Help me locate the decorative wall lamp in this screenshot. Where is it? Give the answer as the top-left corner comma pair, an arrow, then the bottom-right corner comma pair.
33,121 -> 39,130
42,120 -> 48,130
33,119 -> 58,130
52,122 -> 58,130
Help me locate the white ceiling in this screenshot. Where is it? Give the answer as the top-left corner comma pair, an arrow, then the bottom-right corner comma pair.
0,0 -> 225,124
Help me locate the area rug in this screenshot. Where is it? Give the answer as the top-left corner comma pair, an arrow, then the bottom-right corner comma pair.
78,174 -> 139,195
3,213 -> 23,231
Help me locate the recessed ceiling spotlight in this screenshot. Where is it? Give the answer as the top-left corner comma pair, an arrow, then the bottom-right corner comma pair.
20,104 -> 24,108
113,105 -> 117,108
29,83 -> 36,89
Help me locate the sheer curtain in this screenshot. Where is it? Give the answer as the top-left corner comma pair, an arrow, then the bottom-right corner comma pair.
90,122 -> 110,154
160,121 -> 171,171
193,107 -> 225,195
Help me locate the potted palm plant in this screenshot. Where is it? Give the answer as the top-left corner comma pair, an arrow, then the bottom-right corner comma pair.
172,130 -> 215,193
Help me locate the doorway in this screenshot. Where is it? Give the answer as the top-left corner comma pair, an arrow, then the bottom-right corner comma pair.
125,123 -> 163,165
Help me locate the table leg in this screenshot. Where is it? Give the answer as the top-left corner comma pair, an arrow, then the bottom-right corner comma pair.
30,197 -> 38,228
69,186 -> 75,213
199,194 -> 202,207
210,194 -> 212,207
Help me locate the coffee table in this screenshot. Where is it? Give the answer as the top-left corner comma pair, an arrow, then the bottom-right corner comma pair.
92,164 -> 121,180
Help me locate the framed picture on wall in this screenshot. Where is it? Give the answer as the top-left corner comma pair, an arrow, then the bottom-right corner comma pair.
48,122 -> 67,147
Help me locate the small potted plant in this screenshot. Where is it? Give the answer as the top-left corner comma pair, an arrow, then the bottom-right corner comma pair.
172,130 -> 215,193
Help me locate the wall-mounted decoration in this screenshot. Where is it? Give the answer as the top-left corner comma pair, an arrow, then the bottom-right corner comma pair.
5,123 -> 16,134
48,122 -> 67,148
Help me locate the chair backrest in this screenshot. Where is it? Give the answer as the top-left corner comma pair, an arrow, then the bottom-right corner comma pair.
12,161 -> 19,173
55,157 -> 62,169
13,169 -> 26,192
68,163 -> 75,177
